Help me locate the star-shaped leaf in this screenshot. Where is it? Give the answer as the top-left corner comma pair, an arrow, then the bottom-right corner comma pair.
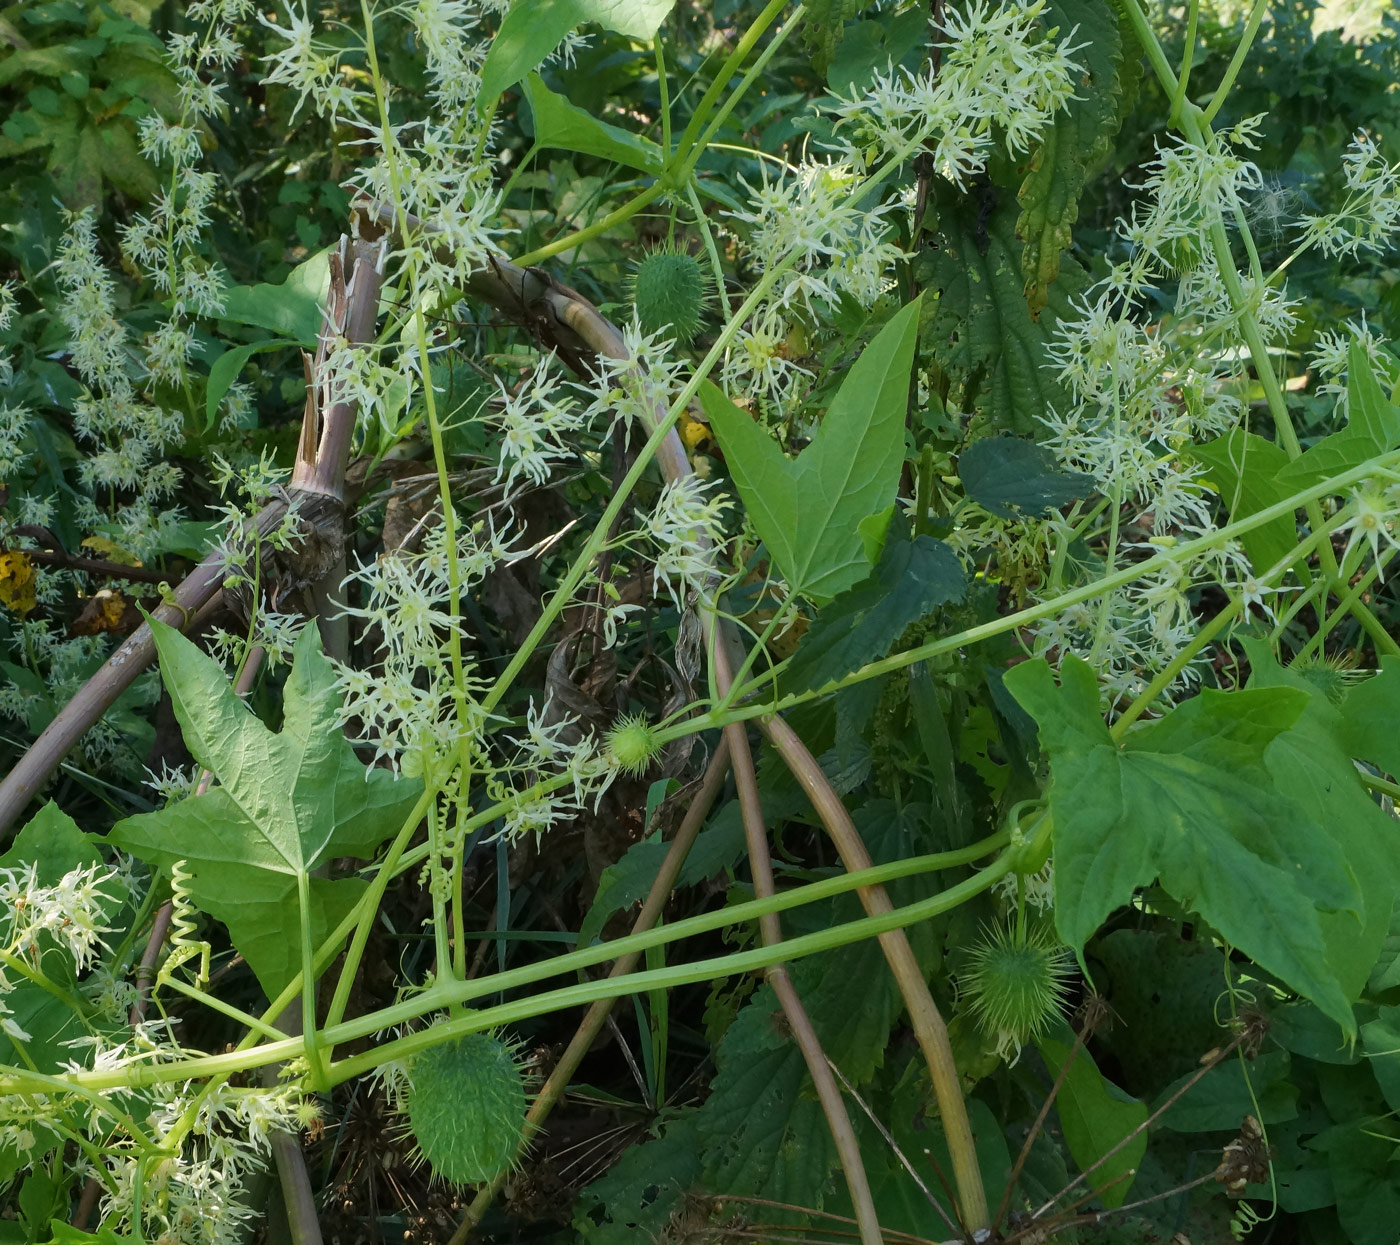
111,620 -> 423,997
1005,656 -> 1361,1033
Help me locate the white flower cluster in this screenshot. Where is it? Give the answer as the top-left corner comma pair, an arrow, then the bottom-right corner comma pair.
1311,319 -> 1400,418
56,210 -> 186,560
259,0 -> 506,284
0,622 -> 152,770
490,698 -> 617,841
633,474 -> 734,610
336,516 -> 519,777
491,354 -> 584,493
1020,121 -> 1308,701
0,280 -> 15,387
0,402 -> 29,481
349,123 -> 504,287
0,860 -> 117,979
98,1066 -> 318,1244
828,0 -> 1084,183
1298,132 -> 1400,259
259,0 -> 369,126
723,159 -> 905,408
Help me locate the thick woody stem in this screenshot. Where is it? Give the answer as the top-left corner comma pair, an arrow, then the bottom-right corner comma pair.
714,641 -> 884,1245
760,713 -> 989,1233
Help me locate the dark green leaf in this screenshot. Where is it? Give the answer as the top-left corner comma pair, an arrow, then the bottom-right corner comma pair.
574,1119 -> 703,1242
1017,0 -> 1138,310
695,986 -> 838,1211
1153,1050 -> 1297,1132
577,801 -> 747,949
802,0 -> 873,72
1005,656 -> 1359,1031
957,436 -> 1092,519
1242,639 -> 1400,1003
824,9 -> 926,94
1360,1005 -> 1400,1112
917,191 -> 1088,434
1325,1127 -> 1400,1245
782,529 -> 965,693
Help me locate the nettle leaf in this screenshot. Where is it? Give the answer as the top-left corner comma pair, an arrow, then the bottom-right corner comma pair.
917,190 -> 1088,434
1005,655 -> 1360,1032
702,295 -> 921,602
1017,0 -> 1138,311
1189,430 -> 1296,574
523,73 -> 662,173
574,1118 -> 704,1243
824,7 -> 926,94
695,986 -> 839,1213
480,0 -> 677,104
110,621 -> 424,997
1035,1034 -> 1146,1209
1278,340 -> 1400,489
957,436 -> 1093,519
783,528 -> 965,693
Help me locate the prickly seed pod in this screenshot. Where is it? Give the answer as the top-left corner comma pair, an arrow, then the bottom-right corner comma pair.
405,1031 -> 526,1185
962,921 -> 1074,1053
605,711 -> 662,776
1289,651 -> 1365,706
627,243 -> 713,344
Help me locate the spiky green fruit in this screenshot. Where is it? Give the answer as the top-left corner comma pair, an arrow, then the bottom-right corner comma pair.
962,922 -> 1074,1051
1289,651 -> 1365,706
605,712 -> 662,776
628,245 -> 712,344
406,1032 -> 525,1185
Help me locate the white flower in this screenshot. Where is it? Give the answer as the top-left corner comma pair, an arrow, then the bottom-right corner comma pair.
1297,132 -> 1400,259
491,354 -> 583,491
1337,481 -> 1400,577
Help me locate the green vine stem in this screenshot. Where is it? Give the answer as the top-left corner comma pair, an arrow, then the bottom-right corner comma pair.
0,841 -> 1013,1097
450,738 -> 733,1242
1116,0 -> 1400,661
663,449 -> 1400,739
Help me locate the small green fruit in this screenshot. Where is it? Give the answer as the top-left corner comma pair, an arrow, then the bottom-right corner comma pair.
627,244 -> 712,344
406,1032 -> 526,1185
1289,651 -> 1364,706
962,922 -> 1074,1053
606,712 -> 662,776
